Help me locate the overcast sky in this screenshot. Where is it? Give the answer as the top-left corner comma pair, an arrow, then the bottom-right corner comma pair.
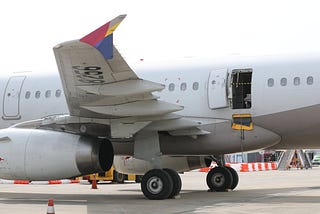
1,0 -> 320,73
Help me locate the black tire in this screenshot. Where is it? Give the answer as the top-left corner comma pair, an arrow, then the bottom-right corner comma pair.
206,166 -> 233,191
163,168 -> 182,198
141,169 -> 173,200
224,166 -> 239,190
113,171 -> 125,183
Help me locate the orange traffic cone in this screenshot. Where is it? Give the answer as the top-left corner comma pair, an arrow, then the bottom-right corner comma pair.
47,198 -> 55,214
91,179 -> 98,189
91,174 -> 98,189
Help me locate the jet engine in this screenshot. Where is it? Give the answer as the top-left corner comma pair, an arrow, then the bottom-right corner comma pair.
113,156 -> 208,175
0,128 -> 113,180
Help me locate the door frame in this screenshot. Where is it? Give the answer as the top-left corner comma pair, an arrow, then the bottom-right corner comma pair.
2,76 -> 26,120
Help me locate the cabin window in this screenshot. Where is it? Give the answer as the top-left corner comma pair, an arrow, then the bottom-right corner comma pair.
307,76 -> 313,85
267,78 -> 274,87
45,90 -> 51,98
280,78 -> 287,86
180,82 -> 187,91
293,77 -> 300,86
35,91 -> 41,99
55,89 -> 62,97
168,83 -> 175,91
192,82 -> 199,90
231,69 -> 252,109
25,91 -> 31,99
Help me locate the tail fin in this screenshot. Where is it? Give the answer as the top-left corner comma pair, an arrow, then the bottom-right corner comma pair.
80,14 -> 126,59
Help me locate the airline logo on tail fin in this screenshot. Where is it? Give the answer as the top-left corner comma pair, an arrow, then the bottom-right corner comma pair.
80,14 -> 126,59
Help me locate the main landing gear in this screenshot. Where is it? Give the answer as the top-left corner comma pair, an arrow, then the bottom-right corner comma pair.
140,165 -> 238,199
206,166 -> 239,191
141,168 -> 182,200
205,155 -> 239,192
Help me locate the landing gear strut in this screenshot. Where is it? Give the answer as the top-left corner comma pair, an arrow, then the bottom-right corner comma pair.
206,156 -> 239,191
135,132 -> 182,200
141,168 -> 181,200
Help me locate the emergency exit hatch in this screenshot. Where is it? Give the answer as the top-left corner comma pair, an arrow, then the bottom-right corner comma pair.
230,69 -> 252,109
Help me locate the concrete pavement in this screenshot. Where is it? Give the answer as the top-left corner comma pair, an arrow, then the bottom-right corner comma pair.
0,167 -> 319,213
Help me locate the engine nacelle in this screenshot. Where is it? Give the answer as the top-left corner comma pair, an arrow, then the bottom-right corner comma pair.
113,156 -> 208,175
0,128 -> 113,180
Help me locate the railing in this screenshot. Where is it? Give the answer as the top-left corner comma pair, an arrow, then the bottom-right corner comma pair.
277,150 -> 295,170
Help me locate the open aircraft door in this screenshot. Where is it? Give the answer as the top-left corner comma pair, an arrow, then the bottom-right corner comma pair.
208,68 -> 228,109
2,76 -> 26,120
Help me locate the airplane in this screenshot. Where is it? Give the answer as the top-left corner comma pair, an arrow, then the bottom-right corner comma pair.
0,14 -> 320,200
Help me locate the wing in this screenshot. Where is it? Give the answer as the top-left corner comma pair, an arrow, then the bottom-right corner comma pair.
50,15 -> 213,138
54,15 -> 182,119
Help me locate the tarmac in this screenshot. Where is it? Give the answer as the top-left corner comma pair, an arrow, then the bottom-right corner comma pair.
0,167 -> 320,214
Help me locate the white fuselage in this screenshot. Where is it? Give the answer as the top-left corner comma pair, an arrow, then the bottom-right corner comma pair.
1,54 -> 320,149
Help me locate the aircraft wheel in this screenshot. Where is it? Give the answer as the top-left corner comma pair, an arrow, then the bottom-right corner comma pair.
164,168 -> 182,198
224,166 -> 239,190
206,166 -> 233,191
141,169 -> 173,200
